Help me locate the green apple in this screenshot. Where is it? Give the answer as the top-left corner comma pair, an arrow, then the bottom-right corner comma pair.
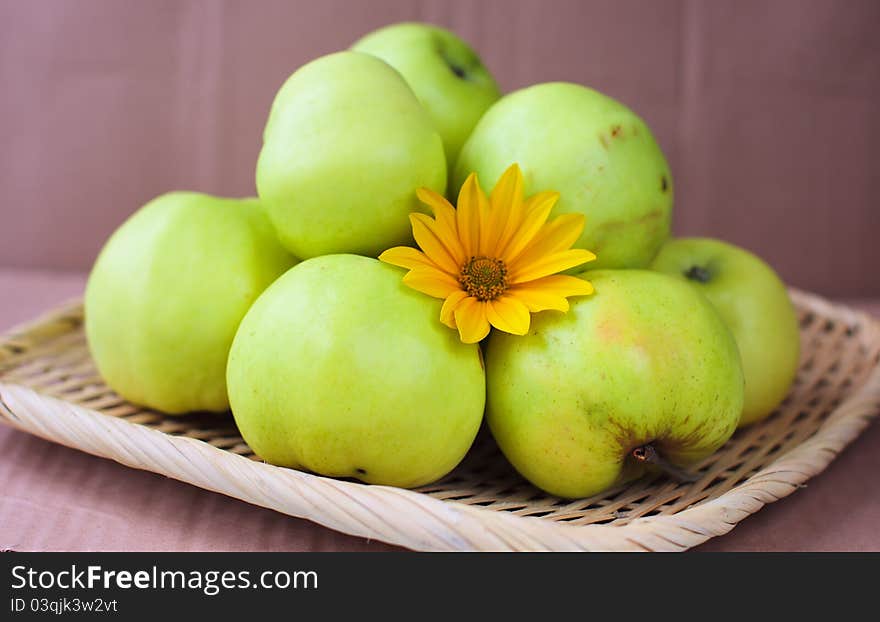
651,237 -> 800,427
84,192 -> 297,414
226,255 -> 485,488
485,269 -> 743,499
352,22 -> 501,170
256,51 -> 446,259
454,82 -> 673,269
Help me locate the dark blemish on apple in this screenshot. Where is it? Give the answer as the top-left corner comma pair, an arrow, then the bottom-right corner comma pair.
611,124 -> 622,138
661,176 -> 668,193
684,265 -> 712,283
355,468 -> 367,475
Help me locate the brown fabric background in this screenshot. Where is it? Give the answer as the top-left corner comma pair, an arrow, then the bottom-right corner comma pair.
1,0 -> 878,296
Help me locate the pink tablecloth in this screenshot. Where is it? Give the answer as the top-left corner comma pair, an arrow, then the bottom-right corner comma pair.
1,268 -> 878,551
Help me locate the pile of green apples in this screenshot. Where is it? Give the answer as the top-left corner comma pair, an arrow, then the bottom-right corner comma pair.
85,22 -> 801,499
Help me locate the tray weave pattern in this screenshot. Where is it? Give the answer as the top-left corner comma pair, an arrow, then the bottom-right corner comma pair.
1,289 -> 879,551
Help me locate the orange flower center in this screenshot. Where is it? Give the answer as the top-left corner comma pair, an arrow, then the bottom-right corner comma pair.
459,256 -> 508,301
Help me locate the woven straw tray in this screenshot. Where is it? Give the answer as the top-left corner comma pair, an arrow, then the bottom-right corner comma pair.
1,289 -> 879,551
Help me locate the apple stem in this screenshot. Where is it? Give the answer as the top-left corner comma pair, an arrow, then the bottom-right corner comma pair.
684,266 -> 712,283
631,444 -> 699,483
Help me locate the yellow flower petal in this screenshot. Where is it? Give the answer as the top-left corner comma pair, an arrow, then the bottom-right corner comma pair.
509,275 -> 594,312
510,290 -> 570,313
499,191 -> 559,263
381,165 -> 596,343
402,267 -> 461,299
528,213 -> 586,256
410,213 -> 461,276
416,186 -> 455,217
379,246 -> 438,272
416,188 -> 466,265
486,295 -> 531,335
440,289 -> 469,329
509,249 -> 597,284
487,164 -> 525,255
454,297 -> 491,344
523,189 -> 560,213
490,164 -> 524,214
456,173 -> 486,258
507,213 -> 586,274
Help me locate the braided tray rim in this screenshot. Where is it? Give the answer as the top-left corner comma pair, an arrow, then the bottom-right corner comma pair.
1,288 -> 878,551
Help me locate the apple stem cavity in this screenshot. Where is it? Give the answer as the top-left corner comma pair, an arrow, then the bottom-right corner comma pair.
684,265 -> 712,283
448,61 -> 467,79
436,44 -> 470,81
631,444 -> 699,483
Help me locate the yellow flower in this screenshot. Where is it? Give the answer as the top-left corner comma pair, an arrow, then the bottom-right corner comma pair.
379,164 -> 596,343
